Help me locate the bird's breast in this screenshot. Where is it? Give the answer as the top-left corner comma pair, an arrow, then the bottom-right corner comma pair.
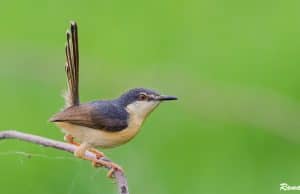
106,113 -> 143,147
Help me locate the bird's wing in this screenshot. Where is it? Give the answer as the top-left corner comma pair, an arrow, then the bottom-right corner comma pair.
50,102 -> 129,132
64,21 -> 80,107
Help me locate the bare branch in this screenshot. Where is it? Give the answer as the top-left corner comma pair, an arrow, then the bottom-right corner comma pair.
0,130 -> 129,194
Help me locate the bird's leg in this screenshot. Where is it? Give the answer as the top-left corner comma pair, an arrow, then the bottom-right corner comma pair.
74,142 -> 95,162
64,134 -> 104,159
64,134 -> 80,146
74,143 -> 123,178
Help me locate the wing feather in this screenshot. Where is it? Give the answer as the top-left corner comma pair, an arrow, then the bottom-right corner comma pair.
50,102 -> 128,132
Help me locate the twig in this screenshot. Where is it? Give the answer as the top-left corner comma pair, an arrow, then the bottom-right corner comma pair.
0,130 -> 129,194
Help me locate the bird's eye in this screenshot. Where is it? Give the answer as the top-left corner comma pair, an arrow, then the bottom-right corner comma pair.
138,93 -> 148,101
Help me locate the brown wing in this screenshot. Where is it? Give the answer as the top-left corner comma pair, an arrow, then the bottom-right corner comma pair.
64,21 -> 80,107
50,102 -> 129,132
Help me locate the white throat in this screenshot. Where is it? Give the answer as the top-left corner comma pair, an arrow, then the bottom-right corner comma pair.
125,101 -> 160,119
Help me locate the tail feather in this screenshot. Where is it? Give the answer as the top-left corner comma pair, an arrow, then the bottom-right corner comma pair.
65,21 -> 80,107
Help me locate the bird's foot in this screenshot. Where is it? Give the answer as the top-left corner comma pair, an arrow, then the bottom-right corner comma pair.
92,159 -> 124,178
89,148 -> 104,159
107,162 -> 124,178
65,135 -> 104,159
73,144 -> 123,179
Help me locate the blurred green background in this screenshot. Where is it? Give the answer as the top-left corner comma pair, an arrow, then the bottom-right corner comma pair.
0,0 -> 300,193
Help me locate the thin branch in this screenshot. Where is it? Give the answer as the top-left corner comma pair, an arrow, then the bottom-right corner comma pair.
0,130 -> 129,194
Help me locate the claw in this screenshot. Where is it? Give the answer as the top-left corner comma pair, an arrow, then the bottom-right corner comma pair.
107,168 -> 115,178
92,160 -> 103,168
92,159 -> 123,178
89,148 -> 104,159
106,162 -> 124,178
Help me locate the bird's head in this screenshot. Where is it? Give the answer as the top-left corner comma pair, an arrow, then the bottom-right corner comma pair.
117,88 -> 177,118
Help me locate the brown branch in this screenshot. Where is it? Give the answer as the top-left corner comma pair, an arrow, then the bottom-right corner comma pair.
0,130 -> 129,194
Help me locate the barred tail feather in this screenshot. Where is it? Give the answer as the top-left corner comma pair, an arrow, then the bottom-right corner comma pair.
65,21 -> 80,107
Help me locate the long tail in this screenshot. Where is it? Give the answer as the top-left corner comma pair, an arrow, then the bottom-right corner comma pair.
64,21 -> 80,107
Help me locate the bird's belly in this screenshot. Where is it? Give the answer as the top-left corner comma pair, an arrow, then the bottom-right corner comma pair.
56,121 -> 142,148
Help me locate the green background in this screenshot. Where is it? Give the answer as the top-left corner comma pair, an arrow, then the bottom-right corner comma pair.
0,0 -> 300,193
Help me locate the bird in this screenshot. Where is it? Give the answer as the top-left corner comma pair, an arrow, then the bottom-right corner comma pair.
49,21 -> 177,177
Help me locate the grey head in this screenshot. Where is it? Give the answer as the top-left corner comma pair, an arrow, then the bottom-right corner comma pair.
116,88 -> 177,118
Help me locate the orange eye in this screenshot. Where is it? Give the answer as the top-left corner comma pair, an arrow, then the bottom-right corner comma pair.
138,93 -> 148,101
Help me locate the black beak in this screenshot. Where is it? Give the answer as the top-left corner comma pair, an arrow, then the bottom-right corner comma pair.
156,95 -> 178,101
